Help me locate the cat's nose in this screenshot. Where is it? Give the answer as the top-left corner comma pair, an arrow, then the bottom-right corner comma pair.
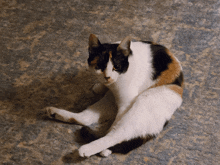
104,77 -> 111,80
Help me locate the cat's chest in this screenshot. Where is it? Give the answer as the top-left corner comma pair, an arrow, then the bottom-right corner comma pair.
116,47 -> 153,89
109,58 -> 154,104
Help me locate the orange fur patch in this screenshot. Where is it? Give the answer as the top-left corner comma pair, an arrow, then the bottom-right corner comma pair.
68,118 -> 77,123
154,49 -> 182,87
90,56 -> 99,67
109,51 -> 112,59
167,84 -> 183,97
68,118 -> 84,125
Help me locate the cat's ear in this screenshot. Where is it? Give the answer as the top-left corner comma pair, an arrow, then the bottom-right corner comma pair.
117,36 -> 131,56
89,34 -> 101,49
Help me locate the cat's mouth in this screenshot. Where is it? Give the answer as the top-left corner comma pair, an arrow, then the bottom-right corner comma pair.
104,79 -> 115,85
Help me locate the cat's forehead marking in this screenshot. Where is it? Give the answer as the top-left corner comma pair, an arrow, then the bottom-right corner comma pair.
109,51 -> 112,59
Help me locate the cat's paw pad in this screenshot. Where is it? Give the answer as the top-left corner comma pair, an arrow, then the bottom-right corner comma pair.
100,149 -> 112,157
78,145 -> 94,158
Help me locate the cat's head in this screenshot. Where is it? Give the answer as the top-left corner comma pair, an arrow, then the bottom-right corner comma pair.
88,34 -> 131,85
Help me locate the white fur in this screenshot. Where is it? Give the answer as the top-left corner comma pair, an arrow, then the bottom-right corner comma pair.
46,41 -> 183,158
103,57 -> 119,85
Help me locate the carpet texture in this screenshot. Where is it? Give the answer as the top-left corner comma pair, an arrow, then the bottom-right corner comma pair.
0,0 -> 219,164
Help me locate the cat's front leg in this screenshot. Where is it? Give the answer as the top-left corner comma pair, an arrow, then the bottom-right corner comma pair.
46,107 -> 70,122
46,107 -> 89,125
46,91 -> 117,126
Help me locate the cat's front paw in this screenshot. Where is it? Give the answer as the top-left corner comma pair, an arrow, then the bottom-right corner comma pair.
78,145 -> 94,158
45,107 -> 65,121
46,107 -> 57,119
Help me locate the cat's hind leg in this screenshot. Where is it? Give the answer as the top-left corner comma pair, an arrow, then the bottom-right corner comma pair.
78,120 -> 138,157
46,91 -> 117,126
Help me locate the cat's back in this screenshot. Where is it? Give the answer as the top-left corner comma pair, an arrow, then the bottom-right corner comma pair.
129,40 -> 183,94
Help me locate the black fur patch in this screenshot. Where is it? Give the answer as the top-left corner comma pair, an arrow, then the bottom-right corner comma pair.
171,71 -> 184,87
109,135 -> 155,154
149,44 -> 173,80
88,43 -> 130,74
141,41 -> 154,45
88,44 -> 112,72
111,47 -> 131,74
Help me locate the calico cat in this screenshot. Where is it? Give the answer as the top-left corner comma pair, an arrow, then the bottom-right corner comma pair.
46,34 -> 184,157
